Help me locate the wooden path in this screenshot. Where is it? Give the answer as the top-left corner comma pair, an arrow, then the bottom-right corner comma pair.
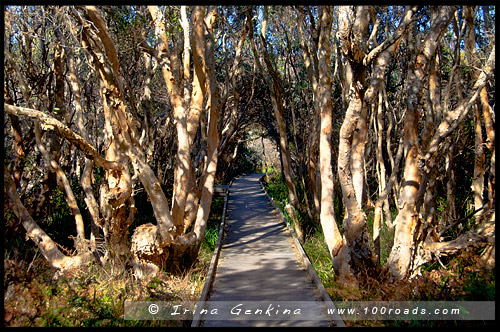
195,173 -> 345,327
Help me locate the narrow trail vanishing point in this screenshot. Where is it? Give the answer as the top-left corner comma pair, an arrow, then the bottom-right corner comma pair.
199,173 -> 344,327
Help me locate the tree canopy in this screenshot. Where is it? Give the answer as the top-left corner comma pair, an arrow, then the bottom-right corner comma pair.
4,5 -> 495,284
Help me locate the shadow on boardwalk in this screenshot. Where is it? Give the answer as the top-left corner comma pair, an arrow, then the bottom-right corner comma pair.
201,173 -> 335,327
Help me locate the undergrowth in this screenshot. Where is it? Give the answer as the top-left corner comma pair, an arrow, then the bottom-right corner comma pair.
261,172 -> 495,327
3,198 -> 225,327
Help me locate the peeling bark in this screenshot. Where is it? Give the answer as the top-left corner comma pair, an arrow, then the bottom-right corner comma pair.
5,171 -> 92,271
4,104 -> 122,171
34,122 -> 88,253
388,6 -> 458,279
316,6 -> 345,275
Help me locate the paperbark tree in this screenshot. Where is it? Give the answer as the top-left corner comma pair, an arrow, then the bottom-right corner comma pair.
139,5 -> 221,272
335,6 -> 418,277
387,7 -> 457,279
217,8 -> 252,160
387,6 -> 495,279
296,6 -> 322,220
310,6 -> 346,275
4,5 -> 495,284
5,171 -> 93,272
5,5 -> 221,278
248,6 -> 304,240
463,6 -> 494,220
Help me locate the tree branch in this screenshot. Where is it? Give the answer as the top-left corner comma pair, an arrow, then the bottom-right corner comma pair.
363,6 -> 420,66
4,103 -> 122,170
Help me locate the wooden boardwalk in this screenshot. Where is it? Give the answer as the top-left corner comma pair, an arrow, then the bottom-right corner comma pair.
196,173 -> 344,327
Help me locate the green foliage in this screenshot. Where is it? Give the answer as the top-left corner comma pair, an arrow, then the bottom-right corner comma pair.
217,135 -> 263,180
414,248 -> 495,305
236,144 -> 262,175
203,227 -> 218,251
365,209 -> 395,267
436,196 -> 447,214
4,4 -> 495,328
92,164 -> 105,187
261,165 -> 279,174
263,172 -> 289,204
463,270 -> 495,300
440,197 -> 478,241
201,198 -> 224,252
302,231 -> 335,288
40,178 -> 88,249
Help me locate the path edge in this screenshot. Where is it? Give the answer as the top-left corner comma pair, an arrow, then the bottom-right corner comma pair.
190,176 -> 237,327
258,175 -> 346,328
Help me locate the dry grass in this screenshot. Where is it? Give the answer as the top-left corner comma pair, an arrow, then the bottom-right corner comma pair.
3,196 -> 223,327
4,245 -> 212,327
324,250 -> 494,327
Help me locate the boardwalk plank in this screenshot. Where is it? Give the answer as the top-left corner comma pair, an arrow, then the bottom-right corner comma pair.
201,174 -> 336,327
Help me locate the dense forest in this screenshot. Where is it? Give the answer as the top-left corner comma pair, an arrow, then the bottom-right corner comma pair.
3,5 -> 495,326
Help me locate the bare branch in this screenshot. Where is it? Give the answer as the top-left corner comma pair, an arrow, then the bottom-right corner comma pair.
4,103 -> 122,170
363,6 -> 420,66
5,171 -> 92,270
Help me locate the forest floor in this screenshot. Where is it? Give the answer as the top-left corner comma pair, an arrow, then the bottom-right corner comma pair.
261,173 -> 496,328
4,255 -> 206,327
3,199 -> 225,327
303,232 -> 495,327
3,178 -> 495,327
